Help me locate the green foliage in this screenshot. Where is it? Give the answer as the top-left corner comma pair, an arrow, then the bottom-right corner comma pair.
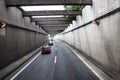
64,5 -> 81,20
50,34 -> 56,37
64,15 -> 76,20
64,5 -> 81,11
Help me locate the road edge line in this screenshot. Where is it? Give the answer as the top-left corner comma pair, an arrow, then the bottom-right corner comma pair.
62,42 -> 113,80
10,52 -> 41,80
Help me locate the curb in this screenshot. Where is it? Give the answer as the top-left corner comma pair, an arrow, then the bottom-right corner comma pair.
61,40 -> 118,80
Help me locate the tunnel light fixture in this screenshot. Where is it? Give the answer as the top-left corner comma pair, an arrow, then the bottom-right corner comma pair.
21,5 -> 65,11
0,22 -> 7,28
32,15 -> 64,18
92,20 -> 100,25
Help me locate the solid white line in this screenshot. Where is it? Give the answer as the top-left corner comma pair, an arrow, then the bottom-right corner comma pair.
75,53 -> 104,80
10,52 -> 41,80
55,48 -> 57,50
54,56 -> 57,64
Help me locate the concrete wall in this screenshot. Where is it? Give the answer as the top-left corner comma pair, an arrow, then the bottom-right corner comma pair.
56,0 -> 120,73
0,0 -> 48,69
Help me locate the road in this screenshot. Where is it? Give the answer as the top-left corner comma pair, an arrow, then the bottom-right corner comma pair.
7,40 -> 99,80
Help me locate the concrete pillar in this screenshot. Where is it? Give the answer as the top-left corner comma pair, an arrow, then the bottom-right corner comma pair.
76,15 -> 83,26
72,20 -> 77,28
24,17 -> 32,27
0,0 -> 48,69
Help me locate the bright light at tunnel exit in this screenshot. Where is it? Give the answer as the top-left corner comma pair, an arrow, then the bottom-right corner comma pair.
48,34 -> 50,37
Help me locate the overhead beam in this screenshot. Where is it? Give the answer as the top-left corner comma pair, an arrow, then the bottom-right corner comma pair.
47,31 -> 63,34
37,21 -> 71,25
47,30 -> 64,32
42,27 -> 65,34
45,30 -> 65,32
5,0 -> 92,6
42,26 -> 66,33
38,23 -> 70,25
44,30 -> 65,34
43,26 -> 66,29
32,17 -> 71,22
43,28 -> 66,32
23,10 -> 81,16
40,24 -> 69,27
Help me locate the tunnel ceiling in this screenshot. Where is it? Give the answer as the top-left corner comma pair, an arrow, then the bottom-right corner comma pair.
5,0 -> 92,34
5,0 -> 92,6
23,10 -> 82,16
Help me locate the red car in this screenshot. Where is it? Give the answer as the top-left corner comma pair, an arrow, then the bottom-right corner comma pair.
41,46 -> 51,54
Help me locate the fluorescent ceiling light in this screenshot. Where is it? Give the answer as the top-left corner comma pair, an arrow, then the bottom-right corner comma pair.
21,5 -> 65,11
32,15 -> 64,18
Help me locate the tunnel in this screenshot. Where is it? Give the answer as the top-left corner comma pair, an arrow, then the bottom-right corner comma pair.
0,0 -> 120,80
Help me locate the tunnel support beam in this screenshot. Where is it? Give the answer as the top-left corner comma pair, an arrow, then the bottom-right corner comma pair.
23,10 -> 81,16
37,21 -> 71,25
32,17 -> 72,22
5,0 -> 92,6
40,24 -> 69,27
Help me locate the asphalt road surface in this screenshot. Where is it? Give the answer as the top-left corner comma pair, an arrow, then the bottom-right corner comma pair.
7,40 -> 99,80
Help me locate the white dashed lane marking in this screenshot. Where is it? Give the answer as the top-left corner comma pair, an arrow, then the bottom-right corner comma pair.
54,56 -> 57,64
